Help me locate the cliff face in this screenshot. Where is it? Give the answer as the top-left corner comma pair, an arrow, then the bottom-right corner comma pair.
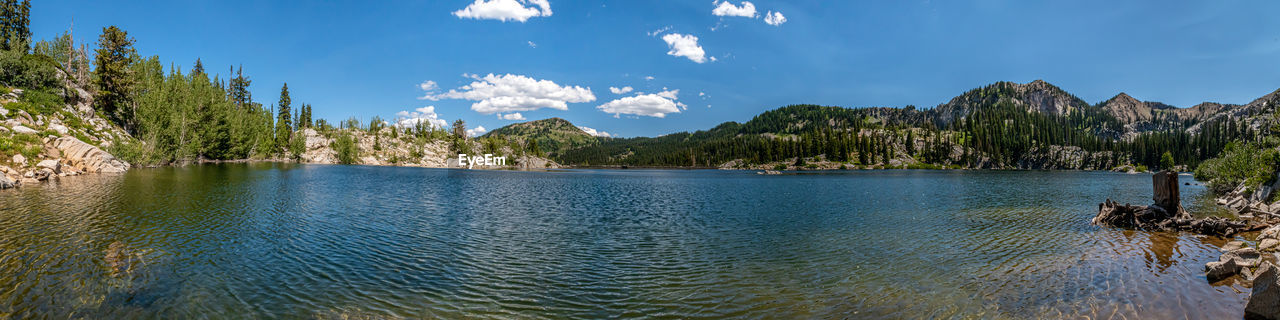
1099,92 -> 1240,138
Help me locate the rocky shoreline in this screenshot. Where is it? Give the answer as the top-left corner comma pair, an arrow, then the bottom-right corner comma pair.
1092,171 -> 1280,319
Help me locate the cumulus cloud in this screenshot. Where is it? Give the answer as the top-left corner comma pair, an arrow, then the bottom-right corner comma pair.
423,73 -> 596,114
500,113 -> 526,120
527,41 -> 537,48
578,126 -> 612,137
712,1 -> 757,18
764,11 -> 787,26
661,33 -> 707,63
596,89 -> 684,118
644,76 -> 655,81
609,86 -> 634,95
419,80 -> 439,92
395,106 -> 448,129
452,0 -> 552,22
466,125 -> 488,137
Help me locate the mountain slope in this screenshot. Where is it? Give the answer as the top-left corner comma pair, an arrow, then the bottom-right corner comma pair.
482,117 -> 600,156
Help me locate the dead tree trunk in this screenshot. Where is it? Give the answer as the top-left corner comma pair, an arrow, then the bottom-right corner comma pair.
1153,171 -> 1183,215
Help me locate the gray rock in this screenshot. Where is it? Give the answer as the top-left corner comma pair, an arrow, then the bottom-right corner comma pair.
1264,239 -> 1280,253
1227,248 -> 1264,268
1225,241 -> 1248,252
47,124 -> 69,135
35,159 -> 60,173
1207,258 -> 1242,282
1260,225 -> 1280,242
1247,262 -> 1280,320
0,175 -> 13,189
11,125 -> 38,135
33,168 -> 53,181
11,154 -> 25,166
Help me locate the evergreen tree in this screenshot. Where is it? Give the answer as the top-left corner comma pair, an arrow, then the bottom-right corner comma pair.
94,26 -> 137,131
275,83 -> 292,153
452,119 -> 466,139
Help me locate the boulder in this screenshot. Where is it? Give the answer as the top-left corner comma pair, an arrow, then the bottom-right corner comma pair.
1264,239 -> 1280,252
47,124 -> 69,135
0,175 -> 13,189
35,159 -> 60,173
1261,226 -> 1280,241
11,154 -> 25,166
1247,262 -> 1280,320
1227,248 -> 1264,268
1225,241 -> 1248,252
33,168 -> 53,181
47,136 -> 129,173
11,125 -> 38,135
1207,258 -> 1242,283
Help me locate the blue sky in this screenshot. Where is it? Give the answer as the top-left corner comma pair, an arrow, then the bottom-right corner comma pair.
30,1 -> 1280,137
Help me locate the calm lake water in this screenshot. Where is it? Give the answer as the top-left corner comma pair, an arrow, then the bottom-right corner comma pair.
0,164 -> 1252,318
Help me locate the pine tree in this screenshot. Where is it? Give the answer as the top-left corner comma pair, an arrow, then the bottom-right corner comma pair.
94,26 -> 137,131
275,83 -> 292,153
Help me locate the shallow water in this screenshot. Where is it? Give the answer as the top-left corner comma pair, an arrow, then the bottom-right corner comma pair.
0,164 -> 1252,318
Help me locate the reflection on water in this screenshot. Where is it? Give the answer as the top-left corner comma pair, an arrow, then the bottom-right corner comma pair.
0,165 -> 1254,318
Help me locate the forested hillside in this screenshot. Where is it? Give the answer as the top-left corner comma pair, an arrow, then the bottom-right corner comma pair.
555,80 -> 1270,170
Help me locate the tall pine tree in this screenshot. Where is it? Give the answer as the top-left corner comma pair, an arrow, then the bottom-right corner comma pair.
94,26 -> 137,131
275,83 -> 293,153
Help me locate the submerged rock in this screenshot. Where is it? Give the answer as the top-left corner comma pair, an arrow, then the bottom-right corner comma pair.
1248,262 -> 1280,320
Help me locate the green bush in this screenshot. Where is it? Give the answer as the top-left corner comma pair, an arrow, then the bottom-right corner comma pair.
1194,142 -> 1280,195
333,133 -> 358,164
772,163 -> 787,171
0,50 -> 60,91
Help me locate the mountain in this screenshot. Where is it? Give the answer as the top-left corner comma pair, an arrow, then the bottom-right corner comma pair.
552,80 -> 1273,170
932,80 -> 1094,125
482,117 -> 600,156
1099,92 -> 1237,137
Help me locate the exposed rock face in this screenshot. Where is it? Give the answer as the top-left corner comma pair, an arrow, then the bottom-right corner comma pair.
48,136 -> 130,173
1248,262 -> 1280,320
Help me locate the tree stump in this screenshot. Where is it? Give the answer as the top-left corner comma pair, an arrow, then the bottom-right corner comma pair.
1154,171 -> 1183,215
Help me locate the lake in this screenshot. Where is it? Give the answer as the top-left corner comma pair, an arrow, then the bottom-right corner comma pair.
0,164 -> 1251,318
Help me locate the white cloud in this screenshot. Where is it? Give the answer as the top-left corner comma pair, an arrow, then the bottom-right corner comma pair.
764,11 -> 787,26
661,33 -> 707,63
596,89 -> 684,118
423,73 -> 596,114
466,125 -> 488,137
500,113 -> 526,120
609,86 -> 634,95
647,25 -> 672,37
712,1 -> 757,18
644,76 -> 655,81
527,41 -> 537,48
419,80 -> 439,92
395,106 -> 448,129
452,0 -> 552,22
578,126 -> 612,137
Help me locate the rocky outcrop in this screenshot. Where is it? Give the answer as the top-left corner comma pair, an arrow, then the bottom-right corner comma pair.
1206,248 -> 1263,282
47,136 -> 130,173
1248,262 -> 1280,320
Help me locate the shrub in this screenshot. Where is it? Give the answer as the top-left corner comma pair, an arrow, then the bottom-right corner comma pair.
1194,142 -> 1280,195
333,133 -> 358,164
0,50 -> 60,91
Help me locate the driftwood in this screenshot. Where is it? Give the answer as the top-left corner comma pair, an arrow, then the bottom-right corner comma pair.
1093,171 -> 1252,237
